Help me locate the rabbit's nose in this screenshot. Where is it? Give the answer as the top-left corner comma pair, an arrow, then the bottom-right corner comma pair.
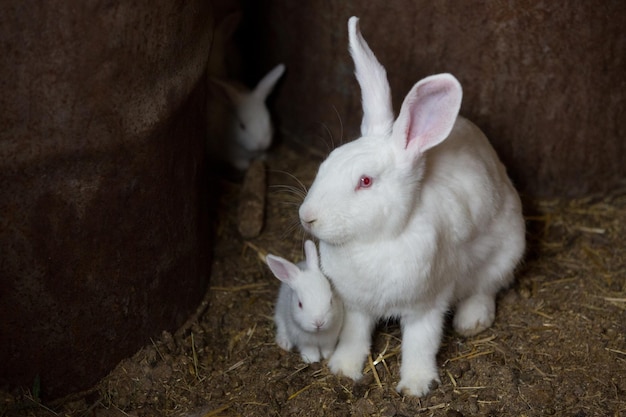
299,206 -> 317,229
314,319 -> 326,330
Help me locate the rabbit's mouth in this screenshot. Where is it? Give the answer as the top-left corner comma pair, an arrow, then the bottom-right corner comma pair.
300,217 -> 314,234
305,229 -> 351,247
300,204 -> 353,245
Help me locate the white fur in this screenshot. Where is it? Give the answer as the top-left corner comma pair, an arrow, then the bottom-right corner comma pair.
266,240 -> 344,363
208,63 -> 285,170
298,16 -> 525,396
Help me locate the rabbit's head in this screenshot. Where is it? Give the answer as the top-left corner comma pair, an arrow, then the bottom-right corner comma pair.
299,17 -> 462,245
266,241 -> 340,333
212,64 -> 285,153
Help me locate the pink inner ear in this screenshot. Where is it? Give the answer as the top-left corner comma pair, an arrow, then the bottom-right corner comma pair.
397,74 -> 462,155
406,91 -> 451,152
267,256 -> 297,284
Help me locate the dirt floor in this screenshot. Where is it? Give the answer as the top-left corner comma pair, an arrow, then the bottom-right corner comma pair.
2,143 -> 625,417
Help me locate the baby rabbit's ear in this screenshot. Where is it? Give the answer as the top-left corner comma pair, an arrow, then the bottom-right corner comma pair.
266,254 -> 300,284
303,240 -> 320,271
392,73 -> 462,155
253,63 -> 286,102
348,16 -> 394,137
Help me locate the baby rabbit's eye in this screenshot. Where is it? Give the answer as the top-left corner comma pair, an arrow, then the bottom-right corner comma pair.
298,300 -> 303,309
358,175 -> 373,189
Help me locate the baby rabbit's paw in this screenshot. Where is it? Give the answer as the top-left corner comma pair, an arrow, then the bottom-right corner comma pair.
299,347 -> 322,363
276,334 -> 293,352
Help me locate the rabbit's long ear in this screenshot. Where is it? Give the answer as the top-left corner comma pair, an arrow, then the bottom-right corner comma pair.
303,240 -> 320,271
391,73 -> 462,155
266,254 -> 300,285
253,63 -> 286,101
348,17 -> 394,137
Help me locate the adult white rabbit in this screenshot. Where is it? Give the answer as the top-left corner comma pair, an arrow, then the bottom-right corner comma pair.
266,240 -> 344,363
299,17 -> 525,397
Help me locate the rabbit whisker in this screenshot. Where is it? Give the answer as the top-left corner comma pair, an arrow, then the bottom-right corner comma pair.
331,104 -> 345,147
314,121 -> 336,155
279,216 -> 306,242
269,184 -> 307,200
268,169 -> 309,194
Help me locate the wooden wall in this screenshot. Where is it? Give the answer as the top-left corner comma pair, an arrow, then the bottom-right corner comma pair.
241,1 -> 625,197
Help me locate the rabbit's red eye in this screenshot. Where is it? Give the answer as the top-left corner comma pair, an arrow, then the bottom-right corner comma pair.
358,175 -> 373,189
298,301 -> 303,309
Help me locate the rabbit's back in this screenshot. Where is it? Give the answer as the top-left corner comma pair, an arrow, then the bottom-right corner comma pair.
423,117 -> 522,240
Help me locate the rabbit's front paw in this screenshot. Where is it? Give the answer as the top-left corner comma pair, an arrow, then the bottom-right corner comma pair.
299,347 -> 321,364
396,373 -> 440,397
328,350 -> 364,380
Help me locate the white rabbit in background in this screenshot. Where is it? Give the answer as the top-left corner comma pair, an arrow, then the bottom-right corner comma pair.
207,64 -> 285,171
204,10 -> 285,170
298,17 -> 525,397
266,240 -> 344,364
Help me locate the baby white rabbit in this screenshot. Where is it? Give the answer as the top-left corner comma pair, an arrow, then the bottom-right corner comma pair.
298,17 -> 525,397
266,240 -> 344,363
207,64 -> 285,170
